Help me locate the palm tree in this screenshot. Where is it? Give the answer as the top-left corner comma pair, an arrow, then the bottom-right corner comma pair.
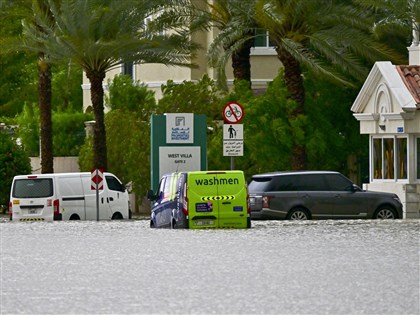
23,0 -> 198,170
256,0 -> 405,170
1,0 -> 55,173
206,0 -> 257,89
355,0 -> 420,50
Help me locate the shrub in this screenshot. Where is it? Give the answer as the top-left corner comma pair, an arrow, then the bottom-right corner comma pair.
0,130 -> 31,212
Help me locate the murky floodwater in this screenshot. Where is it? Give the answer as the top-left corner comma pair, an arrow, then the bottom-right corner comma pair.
0,219 -> 419,315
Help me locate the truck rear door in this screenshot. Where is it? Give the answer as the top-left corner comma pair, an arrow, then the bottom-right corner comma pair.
214,171 -> 248,228
10,176 -> 55,222
187,171 -> 249,229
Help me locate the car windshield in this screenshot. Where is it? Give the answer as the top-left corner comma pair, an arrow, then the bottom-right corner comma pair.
13,178 -> 53,198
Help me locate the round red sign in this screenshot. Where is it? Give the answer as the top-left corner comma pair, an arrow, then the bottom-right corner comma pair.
222,102 -> 244,124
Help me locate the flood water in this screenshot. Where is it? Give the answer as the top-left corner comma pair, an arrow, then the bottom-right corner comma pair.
1,219 -> 419,315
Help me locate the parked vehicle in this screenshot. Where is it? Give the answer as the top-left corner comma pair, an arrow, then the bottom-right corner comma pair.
248,171 -> 403,220
147,171 -> 251,229
9,172 -> 130,221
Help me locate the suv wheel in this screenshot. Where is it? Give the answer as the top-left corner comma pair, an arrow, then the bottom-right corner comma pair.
287,208 -> 309,220
374,206 -> 397,219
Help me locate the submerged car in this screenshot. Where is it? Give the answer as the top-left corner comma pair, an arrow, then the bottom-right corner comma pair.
147,170 -> 251,229
248,171 -> 403,220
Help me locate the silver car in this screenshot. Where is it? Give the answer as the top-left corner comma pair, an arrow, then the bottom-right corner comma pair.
248,171 -> 403,220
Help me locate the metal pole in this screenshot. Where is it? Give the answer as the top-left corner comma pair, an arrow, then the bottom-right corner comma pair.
231,156 -> 235,170
96,169 -> 99,221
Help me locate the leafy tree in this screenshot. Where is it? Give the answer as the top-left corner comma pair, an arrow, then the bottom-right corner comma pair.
52,62 -> 83,112
80,75 -> 156,211
79,75 -> 224,212
0,130 -> 31,212
52,110 -> 93,156
14,104 -> 92,157
23,0 -> 199,171
216,75 -> 294,175
105,75 -> 156,113
207,71 -> 368,184
15,103 -> 40,156
1,0 -> 57,173
255,0 -> 405,170
0,1 -> 37,117
355,0 -> 420,53
106,76 -> 156,204
157,75 -> 222,122
0,53 -> 38,117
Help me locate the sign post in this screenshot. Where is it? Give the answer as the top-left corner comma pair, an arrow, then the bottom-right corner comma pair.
222,102 -> 244,170
91,169 -> 104,221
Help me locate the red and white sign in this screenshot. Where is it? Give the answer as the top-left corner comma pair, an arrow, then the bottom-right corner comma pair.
91,169 -> 104,190
222,102 -> 244,124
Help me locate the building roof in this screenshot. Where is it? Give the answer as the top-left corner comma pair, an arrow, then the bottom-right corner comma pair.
351,61 -> 418,113
396,65 -> 420,107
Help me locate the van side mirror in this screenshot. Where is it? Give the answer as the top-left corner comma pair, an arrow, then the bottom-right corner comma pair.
147,190 -> 156,201
351,184 -> 362,192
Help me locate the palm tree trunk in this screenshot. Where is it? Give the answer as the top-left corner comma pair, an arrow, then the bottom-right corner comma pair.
231,37 -> 253,88
38,53 -> 54,174
86,69 -> 107,171
276,46 -> 306,170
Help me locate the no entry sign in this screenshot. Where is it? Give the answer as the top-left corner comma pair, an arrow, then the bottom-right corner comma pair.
222,102 -> 244,124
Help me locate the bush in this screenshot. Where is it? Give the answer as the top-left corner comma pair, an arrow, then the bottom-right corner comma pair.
53,110 -> 93,156
0,130 -> 31,212
14,104 -> 93,157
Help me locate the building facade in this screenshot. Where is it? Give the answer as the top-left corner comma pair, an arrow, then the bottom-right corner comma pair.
351,36 -> 420,219
82,17 -> 280,112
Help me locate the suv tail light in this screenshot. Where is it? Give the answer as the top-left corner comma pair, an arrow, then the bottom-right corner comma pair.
262,196 -> 271,208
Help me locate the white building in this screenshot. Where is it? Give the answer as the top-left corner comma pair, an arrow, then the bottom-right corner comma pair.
351,32 -> 420,219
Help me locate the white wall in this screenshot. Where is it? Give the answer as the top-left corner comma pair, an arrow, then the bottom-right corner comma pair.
30,157 -> 80,174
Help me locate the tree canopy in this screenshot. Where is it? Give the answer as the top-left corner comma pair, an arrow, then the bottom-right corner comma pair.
21,0 -> 200,170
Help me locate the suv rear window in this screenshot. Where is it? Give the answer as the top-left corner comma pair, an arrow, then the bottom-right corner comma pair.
13,178 -> 53,198
249,175 -> 298,192
248,177 -> 273,192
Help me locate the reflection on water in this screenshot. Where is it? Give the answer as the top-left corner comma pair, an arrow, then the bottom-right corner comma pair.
1,219 -> 419,315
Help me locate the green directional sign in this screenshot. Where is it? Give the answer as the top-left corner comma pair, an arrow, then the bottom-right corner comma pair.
150,114 -> 207,192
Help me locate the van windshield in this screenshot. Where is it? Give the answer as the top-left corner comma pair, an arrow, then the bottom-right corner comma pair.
13,178 -> 53,198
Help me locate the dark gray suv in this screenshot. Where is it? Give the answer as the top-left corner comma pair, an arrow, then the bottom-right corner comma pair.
248,171 -> 403,220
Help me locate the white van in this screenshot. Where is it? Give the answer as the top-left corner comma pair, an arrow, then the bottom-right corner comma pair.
9,172 -> 130,221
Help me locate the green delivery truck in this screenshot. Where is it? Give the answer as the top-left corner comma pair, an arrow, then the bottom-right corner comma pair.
147,171 -> 251,229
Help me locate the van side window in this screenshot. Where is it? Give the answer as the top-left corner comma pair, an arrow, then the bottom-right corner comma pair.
155,177 -> 166,201
162,176 -> 173,201
105,176 -> 125,192
13,179 -> 53,198
160,174 -> 183,201
324,174 -> 353,191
